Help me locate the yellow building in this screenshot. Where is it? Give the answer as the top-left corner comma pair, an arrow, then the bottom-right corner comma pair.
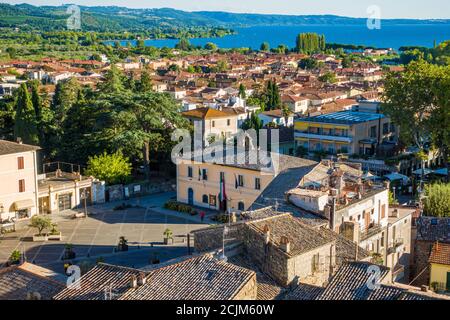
295,107 -> 395,156
182,107 -> 239,145
429,242 -> 450,293
176,153 -> 316,212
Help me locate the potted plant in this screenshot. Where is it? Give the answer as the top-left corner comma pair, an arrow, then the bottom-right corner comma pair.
63,243 -> 76,260
30,215 -> 52,242
117,236 -> 129,252
163,228 -> 173,245
8,250 -> 21,266
64,263 -> 72,274
47,223 -> 62,241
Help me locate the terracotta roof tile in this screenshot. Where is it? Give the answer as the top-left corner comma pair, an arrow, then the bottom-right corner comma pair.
429,242 -> 450,266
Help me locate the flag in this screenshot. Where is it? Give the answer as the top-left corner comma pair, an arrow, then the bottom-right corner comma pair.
219,175 -> 227,203
198,168 -> 202,181
235,175 -> 238,189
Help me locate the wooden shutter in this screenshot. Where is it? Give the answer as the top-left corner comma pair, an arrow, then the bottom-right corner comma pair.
18,157 -> 24,170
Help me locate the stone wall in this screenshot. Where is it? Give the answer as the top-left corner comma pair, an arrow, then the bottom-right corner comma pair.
193,224 -> 246,253
233,273 -> 258,300
287,244 -> 333,287
412,240 -> 433,286
243,224 -> 290,286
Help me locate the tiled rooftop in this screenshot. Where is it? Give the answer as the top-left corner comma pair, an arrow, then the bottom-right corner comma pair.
0,263 -> 65,300
248,214 -> 335,256
0,140 -> 40,156
429,242 -> 450,266
55,254 -> 255,300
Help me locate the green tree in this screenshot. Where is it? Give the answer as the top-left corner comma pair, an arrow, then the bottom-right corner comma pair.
298,57 -> 318,70
260,42 -> 270,52
382,61 -> 444,155
265,80 -> 281,110
6,47 -> 16,59
239,83 -> 246,99
423,183 -> 450,217
95,91 -> 189,180
175,38 -> 191,51
319,72 -> 338,84
138,69 -> 152,92
204,42 -> 218,51
97,65 -> 125,94
296,33 -> 325,54
85,151 -> 132,185
14,83 -> 39,145
29,215 -> 53,236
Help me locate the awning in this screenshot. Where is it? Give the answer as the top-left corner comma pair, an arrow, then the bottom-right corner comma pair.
384,173 -> 410,184
13,199 -> 35,211
412,168 -> 434,176
434,168 -> 448,176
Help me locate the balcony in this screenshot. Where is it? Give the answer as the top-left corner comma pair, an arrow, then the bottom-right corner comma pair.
360,223 -> 383,241
387,238 -> 404,254
295,131 -> 353,143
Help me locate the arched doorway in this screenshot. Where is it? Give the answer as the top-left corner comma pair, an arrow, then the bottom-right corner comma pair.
188,188 -> 194,205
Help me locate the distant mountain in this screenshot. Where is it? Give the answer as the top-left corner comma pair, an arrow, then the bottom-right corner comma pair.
0,4 -> 449,32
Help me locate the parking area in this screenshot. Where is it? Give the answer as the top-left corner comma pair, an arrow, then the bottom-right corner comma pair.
0,193 -> 210,272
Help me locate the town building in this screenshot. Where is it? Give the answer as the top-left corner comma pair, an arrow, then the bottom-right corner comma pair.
0,140 -> 40,221
295,101 -> 397,156
0,140 -> 104,225
258,109 -> 294,128
55,254 -> 257,300
285,261 -> 449,300
182,107 -> 239,145
428,242 -> 450,293
412,216 -> 450,288
0,262 -> 65,300
176,152 -> 316,212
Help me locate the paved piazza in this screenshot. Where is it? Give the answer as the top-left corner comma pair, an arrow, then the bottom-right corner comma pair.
0,195 -> 208,273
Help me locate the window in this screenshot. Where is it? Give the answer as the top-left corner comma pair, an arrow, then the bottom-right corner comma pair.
202,169 -> 208,181
212,121 -> 215,127
238,202 -> 245,211
209,195 -> 217,207
227,119 -> 231,126
188,166 -> 193,178
381,204 -> 386,219
255,178 -> 261,190
17,156 -> 24,170
202,195 -> 208,204
19,179 -> 25,193
238,175 -> 244,187
370,126 -> 377,138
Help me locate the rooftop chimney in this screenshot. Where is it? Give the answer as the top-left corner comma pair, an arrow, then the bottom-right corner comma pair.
420,285 -> 429,293
263,225 -> 270,245
138,273 -> 147,286
280,236 -> 291,253
129,275 -> 138,289
16,137 -> 22,144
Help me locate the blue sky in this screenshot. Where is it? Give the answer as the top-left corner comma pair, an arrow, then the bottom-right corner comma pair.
4,0 -> 450,19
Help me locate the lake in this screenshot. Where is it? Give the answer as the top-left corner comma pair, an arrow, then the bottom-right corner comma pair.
108,24 -> 450,50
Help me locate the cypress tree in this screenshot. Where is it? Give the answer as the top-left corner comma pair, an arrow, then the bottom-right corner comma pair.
14,83 -> 39,145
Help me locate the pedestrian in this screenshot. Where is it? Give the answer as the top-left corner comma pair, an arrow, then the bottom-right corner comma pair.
200,211 -> 205,222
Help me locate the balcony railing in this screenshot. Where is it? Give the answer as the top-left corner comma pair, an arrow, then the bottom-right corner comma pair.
360,223 -> 383,241
295,131 -> 353,143
387,238 -> 404,254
